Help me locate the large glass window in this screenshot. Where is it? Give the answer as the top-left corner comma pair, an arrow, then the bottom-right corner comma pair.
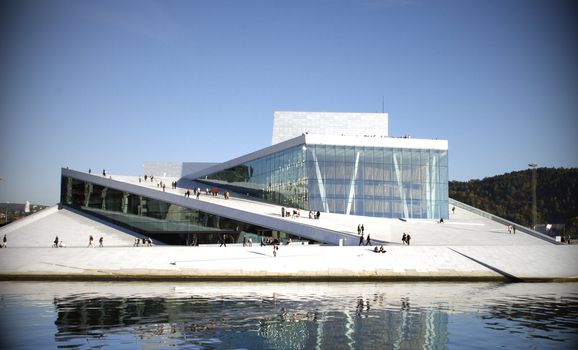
195,143 -> 448,219
61,176 -> 311,245
307,144 -> 448,219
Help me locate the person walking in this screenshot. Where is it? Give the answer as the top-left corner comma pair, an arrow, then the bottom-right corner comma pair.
512,225 -> 516,234
88,235 -> 94,248
406,234 -> 411,245
365,233 -> 371,246
357,224 -> 361,235
220,234 -> 227,247
2,234 -> 6,248
361,224 -> 365,235
99,236 -> 104,247
359,233 -> 365,246
53,236 -> 59,248
402,233 -> 406,245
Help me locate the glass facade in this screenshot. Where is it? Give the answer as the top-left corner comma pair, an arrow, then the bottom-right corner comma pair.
200,145 -> 308,209
61,176 -> 307,245
197,143 -> 449,219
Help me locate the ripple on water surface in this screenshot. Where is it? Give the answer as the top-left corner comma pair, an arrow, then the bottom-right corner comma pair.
1,281 -> 577,349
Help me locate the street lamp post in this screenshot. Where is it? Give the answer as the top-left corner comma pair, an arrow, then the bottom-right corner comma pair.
0,177 -> 6,225
528,163 -> 538,229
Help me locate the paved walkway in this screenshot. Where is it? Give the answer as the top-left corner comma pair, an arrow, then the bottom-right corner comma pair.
1,244 -> 577,281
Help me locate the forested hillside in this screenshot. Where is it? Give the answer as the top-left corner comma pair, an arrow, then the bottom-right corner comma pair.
449,168 -> 578,234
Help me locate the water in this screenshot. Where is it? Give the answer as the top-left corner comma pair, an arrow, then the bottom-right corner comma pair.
0,281 -> 577,350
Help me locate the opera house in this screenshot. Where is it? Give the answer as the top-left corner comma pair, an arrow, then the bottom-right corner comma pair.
60,111 -> 451,246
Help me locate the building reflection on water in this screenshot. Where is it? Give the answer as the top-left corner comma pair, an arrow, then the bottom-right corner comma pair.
52,293 -> 449,349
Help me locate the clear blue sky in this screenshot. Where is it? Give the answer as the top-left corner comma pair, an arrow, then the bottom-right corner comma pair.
1,0 -> 577,205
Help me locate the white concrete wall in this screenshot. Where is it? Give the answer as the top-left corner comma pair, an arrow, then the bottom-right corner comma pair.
273,111 -> 389,145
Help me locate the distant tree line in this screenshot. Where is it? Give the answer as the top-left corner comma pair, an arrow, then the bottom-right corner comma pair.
449,168 -> 578,235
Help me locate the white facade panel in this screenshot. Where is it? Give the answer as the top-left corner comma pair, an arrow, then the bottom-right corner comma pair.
272,111 -> 388,145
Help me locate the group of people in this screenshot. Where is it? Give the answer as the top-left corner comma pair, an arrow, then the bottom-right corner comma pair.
261,237 -> 281,246
183,187 -> 231,200
184,187 -> 202,199
52,236 -> 65,248
87,235 -> 104,247
357,224 -> 373,246
281,207 -> 321,220
309,210 -> 321,219
507,225 -> 516,234
359,233 -> 372,246
401,232 -> 411,245
157,181 -> 168,191
134,237 -> 153,247
373,245 -> 386,253
242,236 -> 253,246
281,207 -> 297,218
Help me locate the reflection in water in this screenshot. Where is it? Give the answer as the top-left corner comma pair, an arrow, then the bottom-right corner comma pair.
52,293 -> 448,349
1,282 -> 577,349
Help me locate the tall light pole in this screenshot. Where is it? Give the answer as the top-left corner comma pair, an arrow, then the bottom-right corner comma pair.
528,163 -> 538,229
0,177 -> 6,224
